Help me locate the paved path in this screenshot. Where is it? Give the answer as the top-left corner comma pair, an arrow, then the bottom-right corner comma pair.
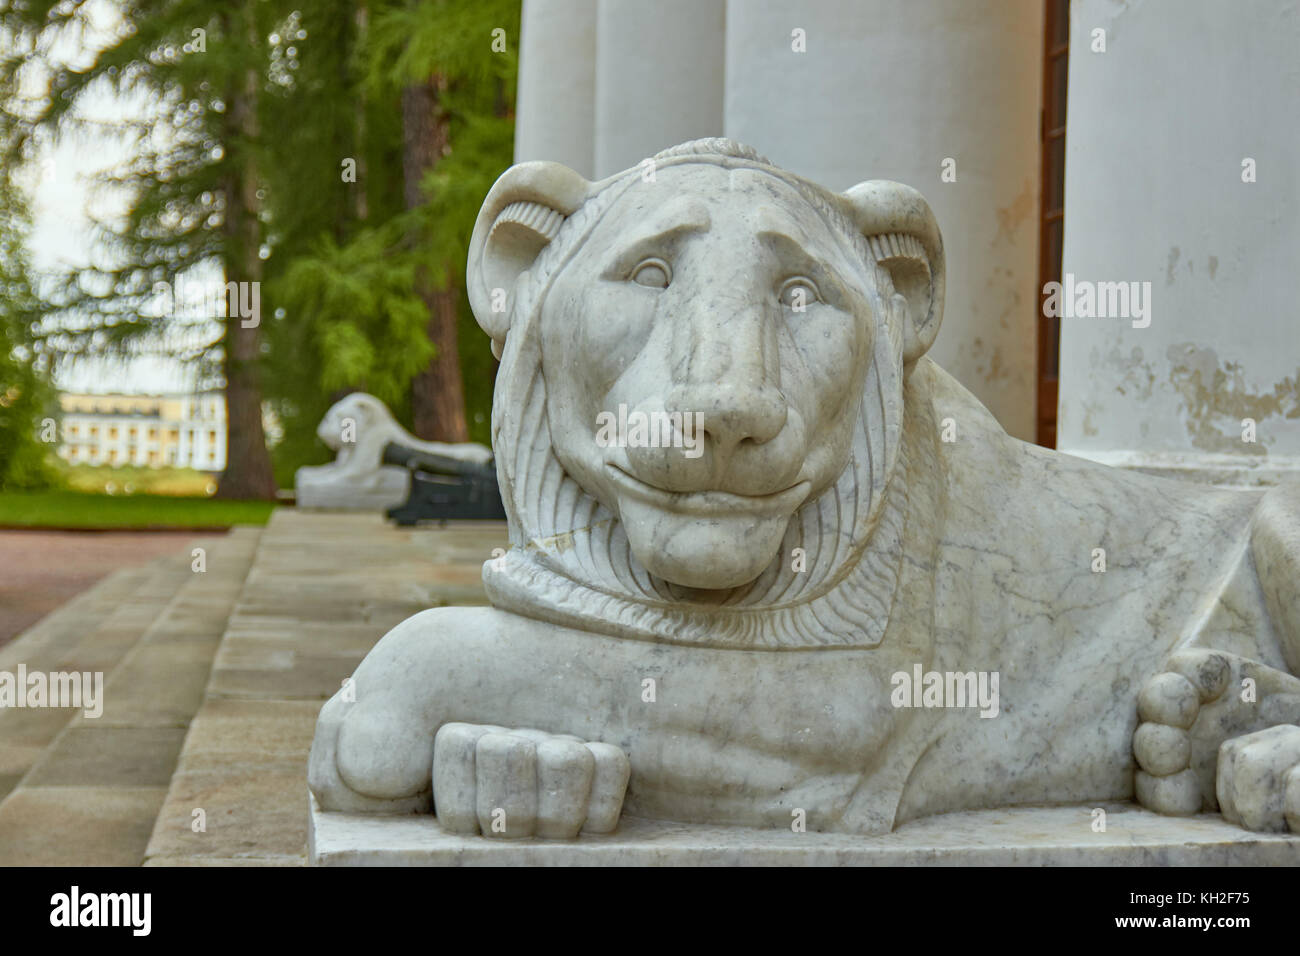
0,529 -> 260,862
144,511 -> 507,865
0,530 -> 201,648
0,511 -> 504,865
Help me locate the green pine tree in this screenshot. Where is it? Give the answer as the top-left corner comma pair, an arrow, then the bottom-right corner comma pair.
0,175 -> 56,491
1,1 -> 520,491
0,0 -> 292,498
267,0 -> 519,469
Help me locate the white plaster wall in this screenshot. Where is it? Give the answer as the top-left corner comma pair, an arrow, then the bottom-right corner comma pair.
516,0 -> 726,180
593,0 -> 726,178
723,0 -> 1044,441
515,0 -> 1043,441
1058,0 -> 1300,481
515,0 -> 598,177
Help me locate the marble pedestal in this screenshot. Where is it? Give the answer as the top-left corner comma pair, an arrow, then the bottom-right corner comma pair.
294,465 -> 409,511
308,796 -> 1300,866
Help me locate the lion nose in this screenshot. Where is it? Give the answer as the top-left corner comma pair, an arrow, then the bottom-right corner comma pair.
666,382 -> 787,455
667,299 -> 787,455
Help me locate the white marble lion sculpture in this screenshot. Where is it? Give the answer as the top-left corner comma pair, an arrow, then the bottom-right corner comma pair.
309,140 -> 1300,840
295,392 -> 492,511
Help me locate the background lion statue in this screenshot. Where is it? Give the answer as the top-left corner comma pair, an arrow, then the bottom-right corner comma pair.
309,139 -> 1300,840
295,392 -> 492,511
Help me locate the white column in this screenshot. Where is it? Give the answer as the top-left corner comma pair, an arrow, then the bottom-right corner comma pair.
722,0 -> 1044,442
591,0 -> 726,179
1057,0 -> 1300,486
514,0 -> 598,178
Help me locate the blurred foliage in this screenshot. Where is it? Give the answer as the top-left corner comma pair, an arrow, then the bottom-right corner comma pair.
0,0 -> 285,362
266,0 -> 519,484
0,175 -> 56,490
0,0 -> 520,490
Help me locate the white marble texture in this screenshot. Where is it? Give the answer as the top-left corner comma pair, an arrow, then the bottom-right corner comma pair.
431,723 -> 629,839
309,796 -> 1300,866
308,140 -> 1300,850
294,393 -> 492,511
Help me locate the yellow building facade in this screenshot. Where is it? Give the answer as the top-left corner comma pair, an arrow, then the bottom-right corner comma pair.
57,391 -> 227,472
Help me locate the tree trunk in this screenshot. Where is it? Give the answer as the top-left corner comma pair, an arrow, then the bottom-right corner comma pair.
215,5 -> 277,500
411,284 -> 467,441
403,77 -> 468,442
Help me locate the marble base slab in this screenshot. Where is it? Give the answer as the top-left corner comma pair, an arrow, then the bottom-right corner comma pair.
308,796 -> 1300,866
294,468 -> 410,511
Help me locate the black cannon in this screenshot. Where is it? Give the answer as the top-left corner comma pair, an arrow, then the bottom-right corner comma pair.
382,442 -> 507,525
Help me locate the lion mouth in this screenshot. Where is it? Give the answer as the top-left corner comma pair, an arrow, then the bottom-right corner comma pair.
605,464 -> 811,518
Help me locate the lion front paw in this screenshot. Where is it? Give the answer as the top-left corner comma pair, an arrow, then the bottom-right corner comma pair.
1133,648 -> 1300,825
308,687 -> 436,814
432,723 -> 630,839
1216,725 -> 1300,832
1133,667 -> 1211,815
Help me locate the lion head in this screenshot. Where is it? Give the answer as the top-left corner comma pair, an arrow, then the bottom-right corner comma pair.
317,392 -> 391,455
467,139 -> 945,650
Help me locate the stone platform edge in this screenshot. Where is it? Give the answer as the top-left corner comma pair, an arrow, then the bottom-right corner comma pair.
309,795 -> 1300,866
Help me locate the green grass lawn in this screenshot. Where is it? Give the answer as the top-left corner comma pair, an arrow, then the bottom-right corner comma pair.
0,490 -> 276,529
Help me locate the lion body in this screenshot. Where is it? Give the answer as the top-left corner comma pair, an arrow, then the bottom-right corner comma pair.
295,392 -> 491,511
308,140 -> 1300,834
312,359 -> 1300,832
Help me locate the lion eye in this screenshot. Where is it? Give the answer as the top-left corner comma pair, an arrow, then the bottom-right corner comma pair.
630,258 -> 671,289
779,277 -> 820,310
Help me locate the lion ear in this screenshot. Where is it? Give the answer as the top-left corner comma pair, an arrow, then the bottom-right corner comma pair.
841,181 -> 945,364
467,161 -> 593,358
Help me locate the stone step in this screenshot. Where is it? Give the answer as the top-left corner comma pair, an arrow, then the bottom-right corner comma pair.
0,528 -> 262,866
0,558 -> 163,674
0,552 -> 195,800
142,509 -> 505,866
